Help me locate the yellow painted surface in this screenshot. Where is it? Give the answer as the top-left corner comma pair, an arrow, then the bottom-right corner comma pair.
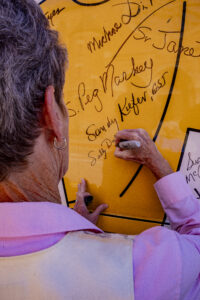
41,0 -> 200,234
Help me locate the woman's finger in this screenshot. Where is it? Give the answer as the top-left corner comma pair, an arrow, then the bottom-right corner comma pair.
90,204 -> 108,224
114,148 -> 132,160
78,178 -> 87,193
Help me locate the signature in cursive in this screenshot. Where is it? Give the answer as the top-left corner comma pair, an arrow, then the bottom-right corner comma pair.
118,91 -> 147,122
45,7 -> 66,26
78,82 -> 103,113
88,136 -> 115,166
100,57 -> 153,97
186,152 -> 200,171
86,0 -> 154,54
133,25 -> 200,58
117,71 -> 168,122
86,116 -> 119,142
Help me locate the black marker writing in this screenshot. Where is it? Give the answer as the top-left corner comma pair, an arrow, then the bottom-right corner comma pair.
88,137 -> 115,166
187,152 -> 200,171
118,91 -> 147,122
78,82 -> 103,112
45,7 -> 66,26
86,117 -> 119,141
152,72 -> 168,95
87,23 -> 122,53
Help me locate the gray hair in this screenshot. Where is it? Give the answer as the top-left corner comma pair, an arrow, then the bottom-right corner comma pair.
0,0 -> 67,181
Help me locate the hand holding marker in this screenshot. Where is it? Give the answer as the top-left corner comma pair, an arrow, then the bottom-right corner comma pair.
84,140 -> 140,203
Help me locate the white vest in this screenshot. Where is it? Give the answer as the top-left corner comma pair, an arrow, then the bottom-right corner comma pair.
0,231 -> 135,300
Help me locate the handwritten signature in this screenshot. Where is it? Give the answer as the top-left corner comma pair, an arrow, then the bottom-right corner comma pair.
133,26 -> 200,58
88,136 -> 115,167
78,82 -> 103,113
118,91 -> 147,122
186,152 -> 200,171
185,152 -> 200,185
87,0 -> 154,54
118,71 -> 168,122
100,57 -> 153,97
86,116 -> 119,142
45,7 -> 66,26
67,0 -> 180,117
66,55 -> 153,116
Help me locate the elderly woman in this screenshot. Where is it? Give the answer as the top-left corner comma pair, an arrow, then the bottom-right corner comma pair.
0,0 -> 199,300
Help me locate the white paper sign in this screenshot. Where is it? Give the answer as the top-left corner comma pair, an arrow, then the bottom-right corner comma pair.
178,128 -> 200,199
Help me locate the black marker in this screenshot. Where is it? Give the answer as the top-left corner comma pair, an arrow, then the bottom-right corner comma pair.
84,195 -> 93,206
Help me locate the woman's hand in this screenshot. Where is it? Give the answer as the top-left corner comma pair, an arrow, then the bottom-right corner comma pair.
114,128 -> 173,179
73,179 -> 108,225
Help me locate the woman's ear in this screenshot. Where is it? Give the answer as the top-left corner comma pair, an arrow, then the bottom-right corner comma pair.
43,85 -> 64,141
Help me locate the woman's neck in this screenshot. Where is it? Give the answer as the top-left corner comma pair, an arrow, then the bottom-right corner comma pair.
0,136 -> 62,204
0,169 -> 61,203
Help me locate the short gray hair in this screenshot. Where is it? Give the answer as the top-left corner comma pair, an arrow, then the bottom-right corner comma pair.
0,0 -> 67,181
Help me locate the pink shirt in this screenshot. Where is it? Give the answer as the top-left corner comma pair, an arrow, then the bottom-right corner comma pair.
0,172 -> 199,300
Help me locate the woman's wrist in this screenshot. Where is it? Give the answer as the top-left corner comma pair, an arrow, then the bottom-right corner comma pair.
146,152 -> 173,180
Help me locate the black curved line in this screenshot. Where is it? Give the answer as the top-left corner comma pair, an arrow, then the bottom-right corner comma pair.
101,213 -> 170,225
71,0 -> 110,6
120,165 -> 143,197
161,214 -> 167,226
153,3 -> 186,142
120,1 -> 186,198
40,0 -> 110,6
107,0 -> 176,67
62,178 -> 69,206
